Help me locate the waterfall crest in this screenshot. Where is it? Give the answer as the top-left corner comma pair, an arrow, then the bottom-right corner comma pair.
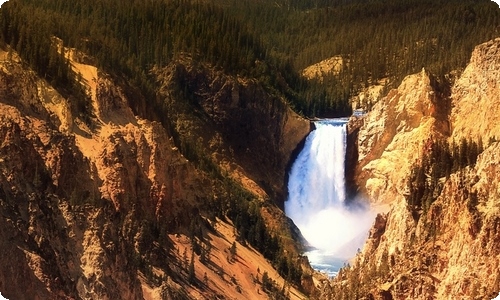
285,119 -> 374,276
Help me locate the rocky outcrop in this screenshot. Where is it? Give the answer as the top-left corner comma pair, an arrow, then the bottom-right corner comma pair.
301,56 -> 344,81
451,37 -> 500,142
353,68 -> 449,203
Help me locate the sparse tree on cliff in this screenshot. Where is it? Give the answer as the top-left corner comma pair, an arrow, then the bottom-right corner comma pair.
188,249 -> 195,284
230,241 -> 237,259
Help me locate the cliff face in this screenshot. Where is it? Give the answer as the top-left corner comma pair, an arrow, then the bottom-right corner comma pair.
327,38 -> 500,299
451,38 -> 500,142
154,57 -> 311,205
0,49 -> 211,299
0,48 -> 309,299
352,68 -> 449,203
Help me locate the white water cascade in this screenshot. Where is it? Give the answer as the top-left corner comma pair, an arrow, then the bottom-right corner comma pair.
285,119 -> 375,276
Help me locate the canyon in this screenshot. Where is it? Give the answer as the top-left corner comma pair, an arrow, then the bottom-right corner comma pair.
0,9 -> 499,298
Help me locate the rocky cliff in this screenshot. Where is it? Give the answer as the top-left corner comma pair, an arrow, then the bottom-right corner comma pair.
153,56 -> 311,206
326,38 -> 500,299
451,38 -> 500,142
350,67 -> 450,204
0,47 -> 309,299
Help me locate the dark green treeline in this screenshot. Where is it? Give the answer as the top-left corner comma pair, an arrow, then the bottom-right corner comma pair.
0,0 -> 347,117
225,0 -> 499,112
1,0 -> 499,117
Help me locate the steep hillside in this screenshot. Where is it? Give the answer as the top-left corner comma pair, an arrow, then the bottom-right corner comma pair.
152,56 -> 310,207
326,38 -> 500,299
349,67 -> 450,204
0,46 -> 309,299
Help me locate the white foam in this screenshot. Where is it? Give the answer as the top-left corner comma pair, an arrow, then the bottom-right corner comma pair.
285,120 -> 375,275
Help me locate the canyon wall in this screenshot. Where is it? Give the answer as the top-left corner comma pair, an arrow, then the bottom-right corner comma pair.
153,57 -> 311,206
0,48 -> 309,299
349,67 -> 450,204
327,37 -> 500,300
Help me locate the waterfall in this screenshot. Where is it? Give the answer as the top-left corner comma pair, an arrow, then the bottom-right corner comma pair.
285,119 -> 374,276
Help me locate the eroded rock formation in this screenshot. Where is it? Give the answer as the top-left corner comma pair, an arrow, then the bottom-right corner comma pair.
326,38 -> 500,300
352,67 -> 450,203
0,48 -> 309,299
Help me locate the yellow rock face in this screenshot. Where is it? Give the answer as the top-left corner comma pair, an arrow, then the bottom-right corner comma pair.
357,68 -> 447,204
451,37 -> 500,143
